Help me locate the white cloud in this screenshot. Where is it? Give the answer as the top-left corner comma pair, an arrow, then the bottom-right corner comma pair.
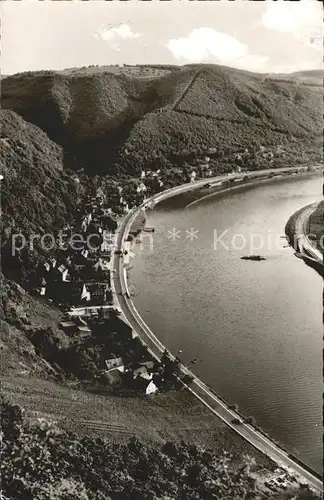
262,0 -> 321,39
166,28 -> 269,72
94,23 -> 142,42
167,28 -> 248,64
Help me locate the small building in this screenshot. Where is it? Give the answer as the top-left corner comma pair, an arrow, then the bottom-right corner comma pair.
140,361 -> 155,371
87,283 -> 111,305
57,264 -> 69,282
50,258 -> 57,268
35,277 -> 47,296
105,357 -> 124,371
44,261 -> 51,273
59,320 -> 77,335
81,283 -> 91,302
145,380 -> 158,395
81,249 -> 89,259
78,325 -> 92,338
136,182 -> 147,194
133,365 -> 152,381
103,368 -> 123,386
93,258 -> 110,273
36,285 -> 47,296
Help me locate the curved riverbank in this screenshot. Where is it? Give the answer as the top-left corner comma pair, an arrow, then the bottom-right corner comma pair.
112,169 -> 323,491
185,171 -> 317,209
285,202 -> 324,276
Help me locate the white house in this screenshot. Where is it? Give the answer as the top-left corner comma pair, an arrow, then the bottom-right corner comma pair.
37,283 -> 46,296
44,262 -> 51,272
146,380 -> 158,395
57,264 -> 69,282
81,284 -> 91,302
81,249 -> 89,259
50,258 -> 57,268
133,366 -> 152,381
136,182 -> 147,194
81,218 -> 88,232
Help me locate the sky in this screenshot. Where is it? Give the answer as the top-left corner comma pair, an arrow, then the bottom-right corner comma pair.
1,0 -> 322,75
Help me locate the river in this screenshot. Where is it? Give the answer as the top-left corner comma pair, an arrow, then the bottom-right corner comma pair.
129,174 -> 322,474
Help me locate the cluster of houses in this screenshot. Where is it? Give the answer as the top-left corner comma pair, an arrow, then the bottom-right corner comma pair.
59,311 -> 182,395
34,193 -> 119,308
101,345 -> 182,395
254,467 -> 300,495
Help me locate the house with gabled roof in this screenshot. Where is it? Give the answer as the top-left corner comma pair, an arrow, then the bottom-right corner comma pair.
105,357 -> 124,371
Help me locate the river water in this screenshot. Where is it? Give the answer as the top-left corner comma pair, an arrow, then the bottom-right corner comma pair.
129,174 -> 323,474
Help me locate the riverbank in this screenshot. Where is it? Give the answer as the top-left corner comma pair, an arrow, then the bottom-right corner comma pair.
185,169 -> 322,210
113,168 -> 323,492
308,201 -> 323,255
285,201 -> 324,276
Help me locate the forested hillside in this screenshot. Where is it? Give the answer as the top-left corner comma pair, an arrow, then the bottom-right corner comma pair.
0,110 -> 85,284
2,65 -> 322,175
1,397 -> 320,500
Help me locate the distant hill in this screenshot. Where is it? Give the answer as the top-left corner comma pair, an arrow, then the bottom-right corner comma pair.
290,69 -> 324,79
2,64 -> 322,175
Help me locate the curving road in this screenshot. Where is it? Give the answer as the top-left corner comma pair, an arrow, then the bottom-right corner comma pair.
111,169 -> 323,492
296,202 -> 323,262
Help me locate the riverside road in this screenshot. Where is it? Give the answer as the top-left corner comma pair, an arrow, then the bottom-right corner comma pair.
70,168 -> 322,492
111,170 -> 323,493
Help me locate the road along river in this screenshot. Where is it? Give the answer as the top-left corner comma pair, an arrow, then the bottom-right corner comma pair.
112,170 -> 322,491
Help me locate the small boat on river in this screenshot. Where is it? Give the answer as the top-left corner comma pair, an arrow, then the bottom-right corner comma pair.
241,255 -> 266,261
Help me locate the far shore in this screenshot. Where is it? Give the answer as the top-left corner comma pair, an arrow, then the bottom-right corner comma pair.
185,169 -> 322,210
285,201 -> 323,276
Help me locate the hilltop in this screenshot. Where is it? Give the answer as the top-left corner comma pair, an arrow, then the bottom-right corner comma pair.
2,64 -> 322,175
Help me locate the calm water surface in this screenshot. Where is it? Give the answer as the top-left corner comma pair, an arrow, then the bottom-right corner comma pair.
130,175 -> 322,474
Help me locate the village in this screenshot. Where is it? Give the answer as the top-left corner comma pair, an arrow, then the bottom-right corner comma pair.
28,144 -> 293,397
29,167 -> 189,396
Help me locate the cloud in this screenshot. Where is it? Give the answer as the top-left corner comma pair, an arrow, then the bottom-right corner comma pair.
261,0 -> 321,39
167,28 -> 248,64
166,28 -> 269,72
94,23 -> 142,42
